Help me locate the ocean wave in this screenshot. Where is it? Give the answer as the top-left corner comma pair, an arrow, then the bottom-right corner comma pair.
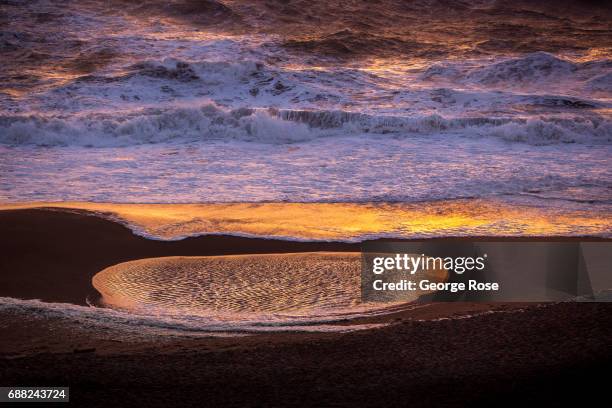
115,0 -> 242,28
586,72 -> 612,92
422,52 -> 611,90
283,29 -> 445,59
50,57 -> 341,111
1,104 -> 610,147
468,52 -> 578,85
124,58 -> 262,84
488,118 -> 612,144
0,105 -> 313,146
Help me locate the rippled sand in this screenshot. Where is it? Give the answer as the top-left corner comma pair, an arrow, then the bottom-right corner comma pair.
93,253 -> 369,317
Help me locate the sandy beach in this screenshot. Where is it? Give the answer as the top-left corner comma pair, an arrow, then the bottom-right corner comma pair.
1,300 -> 610,407
0,208 -> 358,305
2,0 -> 610,406
1,208 -> 611,407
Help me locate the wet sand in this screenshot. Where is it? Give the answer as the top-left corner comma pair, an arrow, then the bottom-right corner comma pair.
1,207 -> 607,306
0,208 -> 358,305
0,208 -> 611,407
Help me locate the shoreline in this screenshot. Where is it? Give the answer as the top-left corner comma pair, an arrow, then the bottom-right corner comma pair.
2,200 -> 610,241
0,208 -> 354,306
1,208 -> 611,406
1,207 -> 610,306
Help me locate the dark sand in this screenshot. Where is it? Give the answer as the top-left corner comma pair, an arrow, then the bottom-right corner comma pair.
0,208 -> 611,407
0,208 -> 358,305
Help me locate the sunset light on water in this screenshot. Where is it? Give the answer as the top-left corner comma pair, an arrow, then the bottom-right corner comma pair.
2,200 -> 611,240
1,1 -> 610,405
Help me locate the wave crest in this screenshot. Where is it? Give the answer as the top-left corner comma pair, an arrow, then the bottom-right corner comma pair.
1,104 -> 610,146
468,52 -> 578,85
422,52 -> 610,91
0,105 -> 314,146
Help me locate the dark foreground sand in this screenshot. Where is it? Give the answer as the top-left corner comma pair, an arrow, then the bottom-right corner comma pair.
0,209 -> 611,407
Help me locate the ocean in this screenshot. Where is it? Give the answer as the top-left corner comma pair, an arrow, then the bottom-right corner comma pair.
1,0 -> 611,334
1,1 -> 610,219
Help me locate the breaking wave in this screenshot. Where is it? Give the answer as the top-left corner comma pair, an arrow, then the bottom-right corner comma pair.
1,0 -> 610,207
468,52 -> 580,86
0,106 -> 312,146
423,52 -> 612,90
1,105 -> 610,147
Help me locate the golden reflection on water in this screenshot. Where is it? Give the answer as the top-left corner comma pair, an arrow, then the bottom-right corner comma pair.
93,253 -> 364,315
1,200 -> 610,240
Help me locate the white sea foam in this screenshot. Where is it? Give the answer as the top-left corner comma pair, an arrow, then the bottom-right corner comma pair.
1,0 -> 610,216
0,106 -> 315,146
0,296 -> 395,336
422,52 -> 611,92
2,134 -> 611,206
467,52 -> 579,86
1,105 -> 610,147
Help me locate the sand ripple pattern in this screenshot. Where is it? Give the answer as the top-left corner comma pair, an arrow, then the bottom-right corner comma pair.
93,253 -> 364,317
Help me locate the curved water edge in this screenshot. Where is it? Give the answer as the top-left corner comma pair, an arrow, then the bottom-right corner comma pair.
90,253 -> 421,327
0,295 -> 404,337
1,202 -> 611,242
1,0 -> 610,339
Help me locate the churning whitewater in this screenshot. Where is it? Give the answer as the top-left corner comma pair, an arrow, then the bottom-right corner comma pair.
1,0 -> 611,206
